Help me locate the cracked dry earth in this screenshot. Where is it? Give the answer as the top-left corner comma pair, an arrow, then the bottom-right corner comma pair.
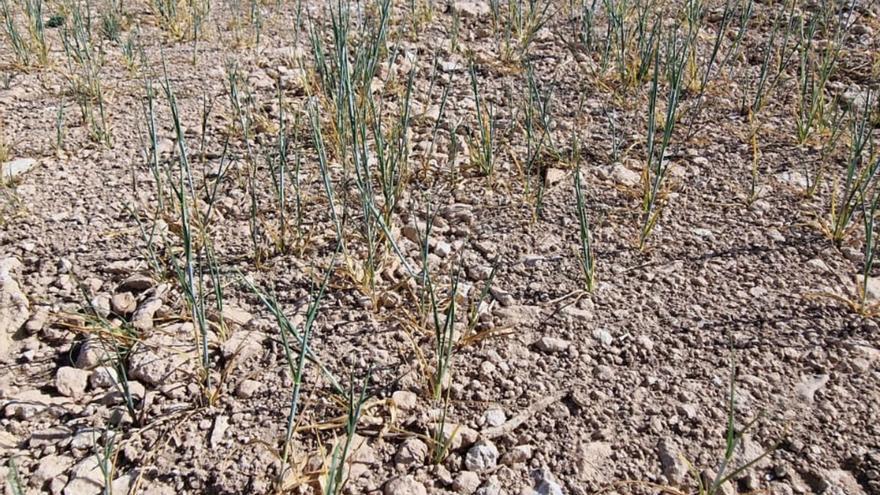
2,0 -> 880,494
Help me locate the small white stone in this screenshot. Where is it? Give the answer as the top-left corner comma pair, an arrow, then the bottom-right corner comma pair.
210,415 -> 229,447
535,337 -> 570,353
483,408 -> 506,428
1,158 -> 36,181
434,241 -> 453,258
55,367 -> 89,399
465,440 -> 499,471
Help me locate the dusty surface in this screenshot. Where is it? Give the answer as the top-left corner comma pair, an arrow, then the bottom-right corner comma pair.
1,0 -> 880,494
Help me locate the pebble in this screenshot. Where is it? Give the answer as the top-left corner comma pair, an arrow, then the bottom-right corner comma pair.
1,158 -> 36,180
435,241 -> 453,258
535,337 -> 570,353
210,415 -> 229,447
531,468 -> 564,495
55,367 -> 89,399
89,367 -> 119,389
592,329 -> 613,346
75,337 -> 110,369
110,292 -> 137,315
131,297 -> 162,331
483,408 -> 506,427
465,440 -> 499,471
116,273 -> 155,292
64,455 -> 104,495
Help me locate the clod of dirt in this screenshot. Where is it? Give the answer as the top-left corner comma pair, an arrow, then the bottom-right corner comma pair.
578,441 -> 612,483
383,475 -> 427,495
610,163 -> 641,187
218,305 -> 253,326
796,374 -> 830,403
395,437 -> 428,466
453,470 -> 481,494
234,379 -> 261,398
127,330 -> 195,385
500,445 -> 533,467
658,439 -> 688,485
391,390 -> 418,410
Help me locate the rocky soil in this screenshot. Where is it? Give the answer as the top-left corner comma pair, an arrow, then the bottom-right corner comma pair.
2,0 -> 880,494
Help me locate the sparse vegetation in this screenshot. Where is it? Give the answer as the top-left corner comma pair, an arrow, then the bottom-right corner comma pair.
1,0 -> 879,493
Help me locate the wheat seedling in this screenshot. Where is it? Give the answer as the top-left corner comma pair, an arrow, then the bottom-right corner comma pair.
159,65 -> 221,402
5,457 -> 24,495
573,143 -> 596,292
825,92 -> 878,247
639,26 -> 689,250
1,0 -> 33,66
469,62 -> 497,177
324,369 -> 372,495
681,353 -> 776,495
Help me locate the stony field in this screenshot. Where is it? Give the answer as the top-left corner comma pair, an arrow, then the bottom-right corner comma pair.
1,0 -> 880,494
